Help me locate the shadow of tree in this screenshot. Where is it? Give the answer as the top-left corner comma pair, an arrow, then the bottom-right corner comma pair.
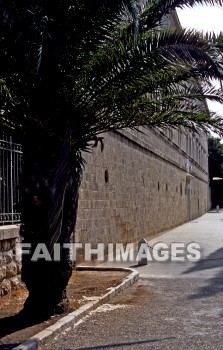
0,343 -> 20,350
64,337 -> 176,350
183,248 -> 223,275
183,248 -> 223,316
0,312 -> 47,340
187,274 -> 223,301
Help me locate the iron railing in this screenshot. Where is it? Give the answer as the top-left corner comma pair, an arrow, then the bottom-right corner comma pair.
0,131 -> 22,225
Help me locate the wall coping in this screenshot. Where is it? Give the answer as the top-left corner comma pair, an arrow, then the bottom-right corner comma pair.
114,129 -> 208,184
0,225 -> 20,241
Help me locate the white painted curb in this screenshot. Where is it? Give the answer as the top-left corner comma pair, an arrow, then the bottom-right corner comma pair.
12,267 -> 139,350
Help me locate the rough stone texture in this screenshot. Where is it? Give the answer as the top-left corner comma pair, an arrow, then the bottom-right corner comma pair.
10,276 -> 21,290
2,251 -> 13,264
75,127 -> 208,259
17,261 -> 22,275
0,266 -> 6,282
6,261 -> 18,278
0,279 -> 11,296
0,225 -> 21,297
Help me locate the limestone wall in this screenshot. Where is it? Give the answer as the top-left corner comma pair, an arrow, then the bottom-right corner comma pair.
0,226 -> 21,296
75,127 -> 209,250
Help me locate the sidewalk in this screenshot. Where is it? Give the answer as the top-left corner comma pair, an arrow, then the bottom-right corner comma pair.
103,210 -> 223,279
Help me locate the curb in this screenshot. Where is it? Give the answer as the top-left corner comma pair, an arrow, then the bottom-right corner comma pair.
13,266 -> 139,350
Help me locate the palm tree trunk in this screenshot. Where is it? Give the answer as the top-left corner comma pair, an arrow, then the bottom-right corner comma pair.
21,246 -> 73,319
20,127 -> 81,319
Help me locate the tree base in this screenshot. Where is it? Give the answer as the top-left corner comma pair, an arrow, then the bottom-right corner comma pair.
21,250 -> 73,320
20,288 -> 70,321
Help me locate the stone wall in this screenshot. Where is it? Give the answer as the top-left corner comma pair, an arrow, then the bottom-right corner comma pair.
0,225 -> 21,296
0,127 -> 209,284
75,127 -> 209,258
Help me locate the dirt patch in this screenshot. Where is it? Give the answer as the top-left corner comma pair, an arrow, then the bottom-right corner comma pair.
0,269 -> 129,349
112,285 -> 157,306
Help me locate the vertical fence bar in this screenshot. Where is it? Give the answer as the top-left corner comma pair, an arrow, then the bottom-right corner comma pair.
10,136 -> 14,224
0,130 -> 22,225
0,138 -> 2,215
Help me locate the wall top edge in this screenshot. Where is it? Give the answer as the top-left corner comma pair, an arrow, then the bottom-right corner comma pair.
0,225 -> 20,241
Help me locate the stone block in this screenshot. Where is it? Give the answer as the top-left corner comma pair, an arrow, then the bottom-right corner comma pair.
2,251 -> 13,264
10,276 -> 21,290
0,279 -> 11,296
17,261 -> 22,274
0,239 -> 12,252
0,225 -> 20,241
0,265 -> 6,282
6,261 -> 17,278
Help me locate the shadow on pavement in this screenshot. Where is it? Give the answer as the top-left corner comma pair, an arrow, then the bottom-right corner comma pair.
187,274 -> 223,301
183,248 -> 223,313
183,247 -> 223,275
66,337 -> 176,349
0,343 -> 20,350
0,313 -> 44,340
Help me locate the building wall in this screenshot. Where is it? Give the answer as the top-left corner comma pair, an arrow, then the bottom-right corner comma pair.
75,127 -> 209,250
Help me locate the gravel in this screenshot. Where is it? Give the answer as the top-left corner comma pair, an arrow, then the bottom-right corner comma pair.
39,277 -> 223,350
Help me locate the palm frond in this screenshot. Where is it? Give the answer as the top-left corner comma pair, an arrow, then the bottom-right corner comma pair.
65,28 -> 223,141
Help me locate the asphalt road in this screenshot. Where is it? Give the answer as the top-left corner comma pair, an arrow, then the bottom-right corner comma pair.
39,212 -> 223,350
39,278 -> 223,350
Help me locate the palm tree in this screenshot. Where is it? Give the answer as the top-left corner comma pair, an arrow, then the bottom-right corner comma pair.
1,0 -> 223,319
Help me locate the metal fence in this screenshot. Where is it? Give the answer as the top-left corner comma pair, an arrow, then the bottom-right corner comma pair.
0,131 -> 22,225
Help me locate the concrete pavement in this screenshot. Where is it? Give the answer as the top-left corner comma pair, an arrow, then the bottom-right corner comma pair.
137,210 -> 223,279
39,211 -> 223,350
104,210 -> 223,279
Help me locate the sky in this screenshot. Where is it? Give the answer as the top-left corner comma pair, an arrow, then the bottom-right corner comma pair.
177,4 -> 223,122
177,4 -> 223,34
